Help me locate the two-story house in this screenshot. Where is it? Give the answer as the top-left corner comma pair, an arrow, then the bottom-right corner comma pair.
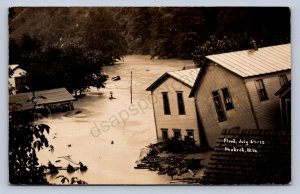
189,44 -> 291,147
146,68 -> 202,146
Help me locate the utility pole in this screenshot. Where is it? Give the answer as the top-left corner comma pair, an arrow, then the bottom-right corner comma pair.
130,71 -> 132,104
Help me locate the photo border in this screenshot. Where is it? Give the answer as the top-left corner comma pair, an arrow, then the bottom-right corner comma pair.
1,1 -> 300,194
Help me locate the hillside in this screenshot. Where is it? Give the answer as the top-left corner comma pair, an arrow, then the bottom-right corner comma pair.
9,7 -> 290,61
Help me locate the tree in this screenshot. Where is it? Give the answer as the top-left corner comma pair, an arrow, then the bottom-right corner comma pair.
192,34 -> 251,67
9,34 -> 43,65
82,9 -> 127,65
60,44 -> 109,95
9,107 -> 89,185
19,43 -> 108,95
9,119 -> 50,184
9,7 -> 290,62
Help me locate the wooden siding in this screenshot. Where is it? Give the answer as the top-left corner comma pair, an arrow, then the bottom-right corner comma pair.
152,77 -> 200,146
244,71 -> 291,130
194,63 -> 257,147
203,128 -> 291,184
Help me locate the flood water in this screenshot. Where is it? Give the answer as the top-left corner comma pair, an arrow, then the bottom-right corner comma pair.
36,55 -> 193,184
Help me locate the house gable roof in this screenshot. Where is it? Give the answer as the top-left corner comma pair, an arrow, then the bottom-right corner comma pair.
9,64 -> 19,71
146,68 -> 200,91
206,43 -> 291,78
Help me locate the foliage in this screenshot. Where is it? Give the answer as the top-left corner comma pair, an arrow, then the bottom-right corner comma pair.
56,175 -> 88,185
9,34 -> 43,65
83,9 -> 127,65
9,121 -> 50,184
9,107 -> 89,185
192,35 -> 252,66
11,37 -> 108,94
110,7 -> 290,60
9,7 -> 290,63
191,7 -> 290,65
9,8 -> 127,66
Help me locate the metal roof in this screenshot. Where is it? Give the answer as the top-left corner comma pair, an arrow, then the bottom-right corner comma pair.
206,43 -> 291,78
168,68 -> 200,87
9,87 -> 76,112
34,88 -> 76,105
9,93 -> 35,112
146,68 -> 200,91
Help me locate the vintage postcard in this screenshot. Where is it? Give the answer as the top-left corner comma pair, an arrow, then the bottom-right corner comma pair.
8,7 -> 291,185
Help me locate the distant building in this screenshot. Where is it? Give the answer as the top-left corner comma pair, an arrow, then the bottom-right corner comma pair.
146,68 -> 202,146
9,64 -> 27,95
190,44 -> 291,147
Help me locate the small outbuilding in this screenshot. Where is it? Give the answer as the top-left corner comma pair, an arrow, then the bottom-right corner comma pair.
8,64 -> 27,95
9,87 -> 76,114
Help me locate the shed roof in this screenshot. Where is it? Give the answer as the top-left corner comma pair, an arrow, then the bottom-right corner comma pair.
33,88 -> 76,105
203,128 -> 291,184
206,43 -> 291,78
146,68 -> 200,91
9,93 -> 35,112
9,87 -> 76,112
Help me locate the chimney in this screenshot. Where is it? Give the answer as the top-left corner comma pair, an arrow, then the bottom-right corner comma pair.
250,40 -> 258,51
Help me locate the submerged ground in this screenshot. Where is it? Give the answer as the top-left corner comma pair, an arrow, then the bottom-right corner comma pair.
36,55 -> 193,184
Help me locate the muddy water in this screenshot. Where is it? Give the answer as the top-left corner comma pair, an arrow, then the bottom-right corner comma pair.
36,55 -> 193,184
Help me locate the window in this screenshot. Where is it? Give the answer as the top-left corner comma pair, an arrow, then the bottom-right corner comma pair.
255,79 -> 268,101
186,129 -> 195,141
212,90 -> 227,122
173,129 -> 181,140
221,87 -> 234,110
162,92 -> 171,115
15,77 -> 26,92
176,92 -> 185,115
279,75 -> 288,86
161,129 -> 169,141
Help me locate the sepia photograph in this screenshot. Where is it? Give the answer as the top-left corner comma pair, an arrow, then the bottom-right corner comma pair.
8,7 -> 291,185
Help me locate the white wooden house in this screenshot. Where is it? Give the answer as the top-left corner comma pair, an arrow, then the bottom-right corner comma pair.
146,68 -> 202,146
9,64 -> 27,95
189,44 -> 291,147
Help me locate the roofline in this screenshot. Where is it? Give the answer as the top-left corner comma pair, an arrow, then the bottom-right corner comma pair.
189,62 -> 291,98
275,80 -> 291,96
189,64 -> 207,98
205,43 -> 291,78
42,99 -> 76,105
146,72 -> 193,92
243,69 -> 291,79
206,43 -> 291,59
146,72 -> 169,91
207,61 -> 291,80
